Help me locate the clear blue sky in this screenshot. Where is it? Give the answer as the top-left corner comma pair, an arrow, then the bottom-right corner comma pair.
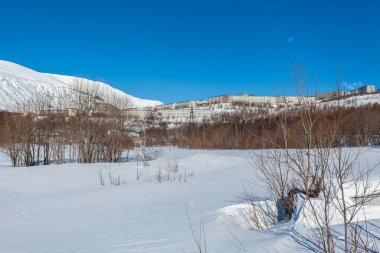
1,0 -> 379,103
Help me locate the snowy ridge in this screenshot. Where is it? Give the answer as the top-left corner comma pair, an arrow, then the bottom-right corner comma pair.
0,60 -> 162,111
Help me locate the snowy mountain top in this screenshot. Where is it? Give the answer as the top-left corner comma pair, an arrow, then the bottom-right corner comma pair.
0,60 -> 162,111
0,60 -> 65,84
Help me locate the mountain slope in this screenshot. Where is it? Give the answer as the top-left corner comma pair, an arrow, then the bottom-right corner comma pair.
0,60 -> 162,111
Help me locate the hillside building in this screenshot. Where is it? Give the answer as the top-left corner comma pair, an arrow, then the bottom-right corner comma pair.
357,85 -> 375,94
125,94 -> 316,125
208,94 -> 313,106
315,91 -> 347,100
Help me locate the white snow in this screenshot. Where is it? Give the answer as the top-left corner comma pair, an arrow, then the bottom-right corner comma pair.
0,60 -> 162,111
319,93 -> 380,107
0,147 -> 380,252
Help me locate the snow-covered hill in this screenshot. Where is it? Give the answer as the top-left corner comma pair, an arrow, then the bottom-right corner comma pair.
319,93 -> 380,107
0,60 -> 162,111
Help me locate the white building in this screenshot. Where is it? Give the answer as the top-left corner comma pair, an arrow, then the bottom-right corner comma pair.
357,85 -> 375,94
315,91 -> 347,100
125,94 -> 316,125
208,94 -> 314,106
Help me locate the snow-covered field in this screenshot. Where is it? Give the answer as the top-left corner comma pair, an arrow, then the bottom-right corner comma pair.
1,148 -> 380,253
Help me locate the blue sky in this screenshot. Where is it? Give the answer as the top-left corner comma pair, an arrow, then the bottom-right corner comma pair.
1,0 -> 379,103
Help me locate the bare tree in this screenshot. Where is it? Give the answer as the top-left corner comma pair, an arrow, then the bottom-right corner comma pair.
247,70 -> 379,252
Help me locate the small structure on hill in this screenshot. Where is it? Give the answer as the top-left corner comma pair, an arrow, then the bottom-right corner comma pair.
315,91 -> 347,100
357,84 -> 375,94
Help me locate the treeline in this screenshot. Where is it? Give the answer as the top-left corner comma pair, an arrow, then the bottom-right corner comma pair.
143,104 -> 380,149
0,79 -> 134,167
0,108 -> 133,167
1,86 -> 379,167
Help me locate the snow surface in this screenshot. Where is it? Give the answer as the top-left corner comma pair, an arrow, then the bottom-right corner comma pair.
319,93 -> 380,107
0,147 -> 380,252
0,60 -> 162,111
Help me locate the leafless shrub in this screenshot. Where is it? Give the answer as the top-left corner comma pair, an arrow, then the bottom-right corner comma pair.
135,146 -> 161,181
137,146 -> 162,168
242,185 -> 278,230
222,224 -> 247,252
246,70 -> 380,252
143,147 -> 162,161
154,160 -> 194,183
155,170 -> 163,183
186,208 -> 207,253
108,172 -> 126,186
0,78 -> 135,167
349,221 -> 379,253
99,170 -> 106,186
